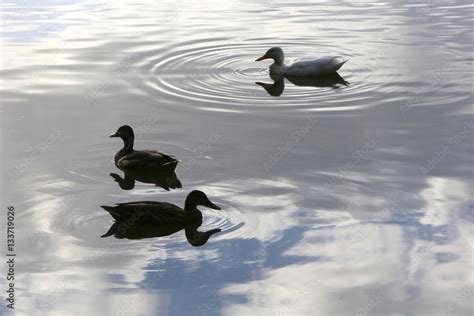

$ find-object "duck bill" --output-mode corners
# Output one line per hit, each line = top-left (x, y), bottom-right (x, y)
(109, 132), (119, 137)
(255, 54), (268, 62)
(204, 200), (221, 210)
(255, 81), (270, 88)
(206, 228), (221, 236)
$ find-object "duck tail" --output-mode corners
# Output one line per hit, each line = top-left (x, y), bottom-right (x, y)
(101, 222), (118, 238)
(101, 205), (122, 221)
(334, 58), (349, 71)
(162, 157), (180, 168)
(167, 173), (182, 189)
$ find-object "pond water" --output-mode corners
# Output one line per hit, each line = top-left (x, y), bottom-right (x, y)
(1, 0), (473, 315)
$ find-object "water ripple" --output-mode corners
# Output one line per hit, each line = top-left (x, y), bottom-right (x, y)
(133, 38), (387, 113)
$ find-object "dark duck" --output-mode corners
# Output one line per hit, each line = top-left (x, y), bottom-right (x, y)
(101, 190), (221, 225)
(101, 190), (222, 246)
(109, 125), (179, 173)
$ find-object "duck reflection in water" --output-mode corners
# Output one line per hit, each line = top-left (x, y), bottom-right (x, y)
(109, 125), (181, 190)
(255, 73), (348, 97)
(110, 169), (181, 191)
(101, 190), (222, 247)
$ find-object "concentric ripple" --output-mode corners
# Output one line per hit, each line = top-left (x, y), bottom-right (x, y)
(136, 38), (392, 113)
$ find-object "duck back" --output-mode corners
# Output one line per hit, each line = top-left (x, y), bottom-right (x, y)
(116, 149), (179, 172)
(286, 56), (347, 76)
(101, 201), (201, 225)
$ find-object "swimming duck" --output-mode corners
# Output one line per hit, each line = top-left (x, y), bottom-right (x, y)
(101, 190), (221, 225)
(109, 125), (178, 172)
(256, 47), (348, 77)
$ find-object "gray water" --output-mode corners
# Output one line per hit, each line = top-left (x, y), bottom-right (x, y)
(1, 1), (473, 315)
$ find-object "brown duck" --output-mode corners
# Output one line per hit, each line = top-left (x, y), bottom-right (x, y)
(109, 125), (179, 172)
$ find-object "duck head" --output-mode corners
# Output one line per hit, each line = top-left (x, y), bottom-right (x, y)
(256, 47), (284, 65)
(110, 125), (134, 140)
(185, 190), (221, 211)
(110, 125), (134, 150)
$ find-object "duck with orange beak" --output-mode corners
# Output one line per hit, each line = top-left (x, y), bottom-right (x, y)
(256, 46), (348, 77)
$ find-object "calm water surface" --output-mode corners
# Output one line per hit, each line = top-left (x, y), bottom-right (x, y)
(1, 0), (473, 315)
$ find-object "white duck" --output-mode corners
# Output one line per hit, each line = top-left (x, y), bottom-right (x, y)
(255, 47), (348, 77)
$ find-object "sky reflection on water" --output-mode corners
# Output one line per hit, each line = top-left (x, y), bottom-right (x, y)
(1, 0), (473, 315)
